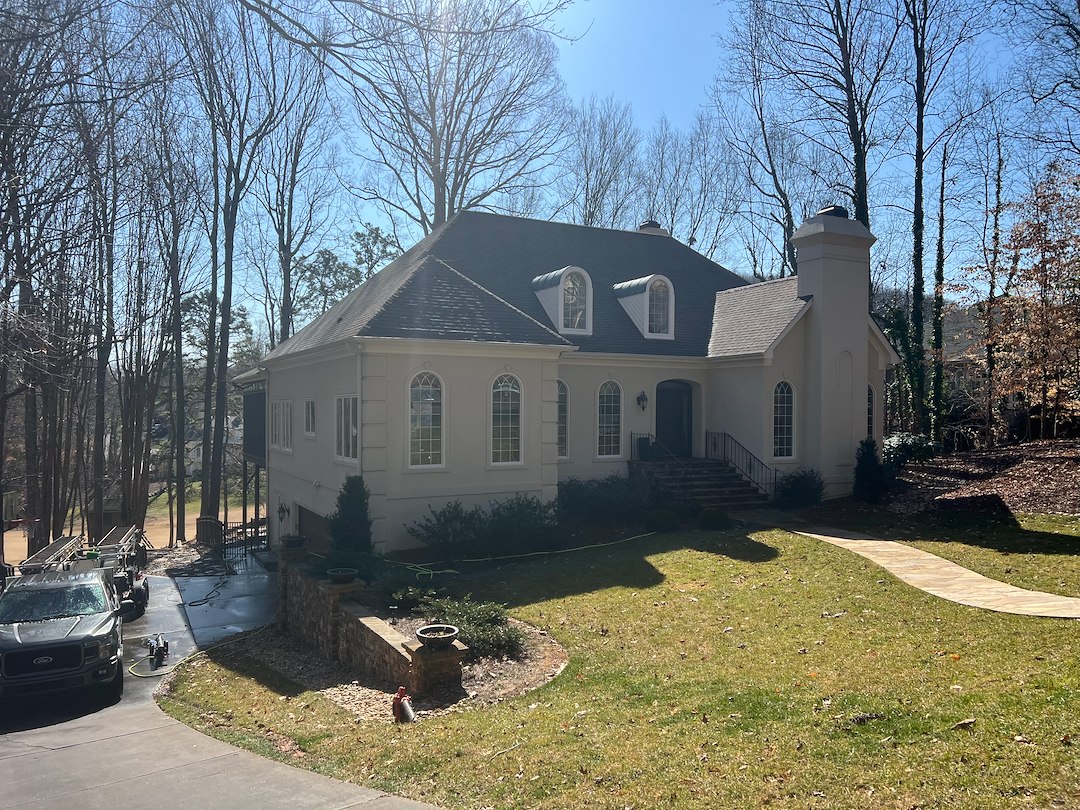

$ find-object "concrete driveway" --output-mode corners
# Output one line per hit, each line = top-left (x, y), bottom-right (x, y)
(0, 573), (437, 810)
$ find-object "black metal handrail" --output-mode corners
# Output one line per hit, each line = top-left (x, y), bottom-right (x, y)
(630, 432), (691, 471)
(705, 431), (776, 499)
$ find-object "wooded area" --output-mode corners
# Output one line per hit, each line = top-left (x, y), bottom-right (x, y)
(1, 0), (1078, 558)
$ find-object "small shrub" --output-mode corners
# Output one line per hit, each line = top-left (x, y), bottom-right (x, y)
(419, 594), (526, 660)
(852, 437), (887, 503)
(642, 508), (681, 533)
(775, 468), (825, 509)
(327, 475), (373, 556)
(405, 500), (485, 559)
(557, 473), (655, 524)
(370, 566), (439, 611)
(698, 508), (733, 531)
(882, 433), (934, 469)
(482, 494), (556, 555)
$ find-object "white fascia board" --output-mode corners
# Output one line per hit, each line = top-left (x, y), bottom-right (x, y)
(355, 336), (573, 360)
(869, 317), (902, 367)
(262, 342), (357, 372)
(560, 352), (709, 369)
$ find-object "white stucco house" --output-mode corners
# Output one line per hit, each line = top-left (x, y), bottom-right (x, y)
(241, 206), (898, 551)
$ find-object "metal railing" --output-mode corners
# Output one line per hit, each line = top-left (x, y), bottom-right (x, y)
(630, 433), (691, 471)
(705, 431), (776, 499)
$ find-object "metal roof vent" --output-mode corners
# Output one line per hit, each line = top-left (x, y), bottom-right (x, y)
(817, 205), (849, 218)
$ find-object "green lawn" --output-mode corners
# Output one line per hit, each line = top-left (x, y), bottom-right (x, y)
(160, 526), (1080, 809)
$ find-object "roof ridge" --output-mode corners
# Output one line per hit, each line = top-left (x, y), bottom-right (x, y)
(432, 258), (571, 345)
(714, 275), (797, 297)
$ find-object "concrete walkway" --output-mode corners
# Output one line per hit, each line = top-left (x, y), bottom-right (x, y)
(735, 511), (1080, 619)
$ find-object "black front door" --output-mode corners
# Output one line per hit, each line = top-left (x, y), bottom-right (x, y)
(655, 381), (692, 457)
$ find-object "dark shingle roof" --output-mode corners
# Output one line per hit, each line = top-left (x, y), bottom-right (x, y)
(265, 211), (748, 362)
(708, 277), (810, 358)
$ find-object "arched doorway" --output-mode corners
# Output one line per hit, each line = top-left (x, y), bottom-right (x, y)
(655, 380), (693, 457)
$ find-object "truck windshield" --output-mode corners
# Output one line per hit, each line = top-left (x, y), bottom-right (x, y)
(0, 584), (109, 622)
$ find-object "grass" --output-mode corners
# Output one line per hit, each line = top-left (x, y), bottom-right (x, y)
(159, 525), (1080, 809)
(813, 504), (1080, 597)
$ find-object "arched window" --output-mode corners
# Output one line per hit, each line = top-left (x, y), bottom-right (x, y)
(867, 385), (875, 439)
(563, 271), (587, 330)
(557, 380), (569, 459)
(648, 278), (670, 335)
(597, 381), (622, 457)
(773, 381), (794, 458)
(491, 374), (521, 463)
(409, 372), (442, 466)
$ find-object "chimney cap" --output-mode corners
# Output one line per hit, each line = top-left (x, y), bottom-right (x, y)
(816, 205), (849, 218)
(639, 219), (662, 230)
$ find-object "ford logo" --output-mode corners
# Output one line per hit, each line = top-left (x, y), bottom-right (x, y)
(33, 656), (53, 665)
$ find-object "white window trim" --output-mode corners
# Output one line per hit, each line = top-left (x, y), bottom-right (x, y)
(270, 400), (293, 452)
(771, 380), (796, 461)
(303, 399), (316, 438)
(595, 379), (623, 460)
(644, 275), (676, 340)
(407, 370), (447, 470)
(556, 379), (569, 460)
(488, 371), (525, 467)
(333, 394), (359, 463)
(559, 268), (593, 336)
(867, 384), (875, 439)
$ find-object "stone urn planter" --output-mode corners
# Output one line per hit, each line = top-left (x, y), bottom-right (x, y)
(326, 567), (359, 584)
(416, 624), (460, 650)
(281, 534), (307, 549)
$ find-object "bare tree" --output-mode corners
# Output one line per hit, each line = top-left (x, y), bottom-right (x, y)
(750, 0), (904, 230)
(554, 94), (641, 229)
(345, 0), (568, 239)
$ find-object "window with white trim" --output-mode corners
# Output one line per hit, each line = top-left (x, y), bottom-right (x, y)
(562, 271), (587, 331)
(334, 395), (358, 460)
(648, 278), (671, 335)
(409, 372), (443, 466)
(303, 399), (316, 437)
(597, 381), (621, 457)
(270, 401), (292, 451)
(773, 381), (794, 457)
(556, 380), (568, 458)
(491, 374), (521, 464)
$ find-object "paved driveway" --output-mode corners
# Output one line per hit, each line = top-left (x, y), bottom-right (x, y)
(1, 573), (436, 810)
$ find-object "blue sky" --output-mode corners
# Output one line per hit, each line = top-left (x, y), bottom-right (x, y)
(554, 0), (731, 129)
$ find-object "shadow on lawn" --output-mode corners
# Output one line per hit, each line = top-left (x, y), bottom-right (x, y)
(821, 493), (1080, 557)
(463, 529), (779, 608)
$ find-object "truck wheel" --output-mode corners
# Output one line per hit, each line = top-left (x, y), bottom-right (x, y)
(105, 661), (124, 701)
(131, 580), (149, 620)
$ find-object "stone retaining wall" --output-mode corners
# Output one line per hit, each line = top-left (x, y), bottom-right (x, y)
(278, 552), (466, 696)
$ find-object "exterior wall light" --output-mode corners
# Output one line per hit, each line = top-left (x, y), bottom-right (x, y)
(277, 502), (290, 523)
(637, 391), (648, 411)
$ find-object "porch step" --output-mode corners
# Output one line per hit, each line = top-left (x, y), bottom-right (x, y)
(630, 459), (770, 512)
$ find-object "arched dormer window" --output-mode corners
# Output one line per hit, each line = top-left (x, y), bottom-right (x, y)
(648, 278), (671, 335)
(563, 271), (588, 331)
(773, 381), (794, 458)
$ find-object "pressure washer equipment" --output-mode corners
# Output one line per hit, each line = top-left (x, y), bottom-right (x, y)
(146, 633), (170, 670)
(392, 686), (415, 723)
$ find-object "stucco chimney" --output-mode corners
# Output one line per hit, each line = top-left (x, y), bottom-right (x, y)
(637, 219), (670, 236)
(790, 207), (876, 493)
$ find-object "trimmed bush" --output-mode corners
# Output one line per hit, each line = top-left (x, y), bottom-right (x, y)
(405, 500), (485, 559)
(775, 468), (824, 509)
(852, 437), (887, 503)
(557, 473), (655, 524)
(420, 594), (526, 660)
(327, 475), (374, 560)
(698, 508), (733, 531)
(882, 432), (935, 469)
(370, 566), (439, 612)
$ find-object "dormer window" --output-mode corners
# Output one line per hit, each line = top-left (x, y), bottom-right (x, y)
(563, 271), (587, 330)
(648, 279), (670, 335)
(531, 265), (593, 335)
(613, 274), (675, 340)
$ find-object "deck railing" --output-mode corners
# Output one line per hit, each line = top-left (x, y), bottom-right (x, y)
(705, 431), (776, 499)
(630, 433), (690, 471)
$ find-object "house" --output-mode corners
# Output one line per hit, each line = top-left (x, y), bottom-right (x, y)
(241, 207), (899, 551)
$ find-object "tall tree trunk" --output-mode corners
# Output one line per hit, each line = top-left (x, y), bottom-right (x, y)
(930, 143), (948, 444)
